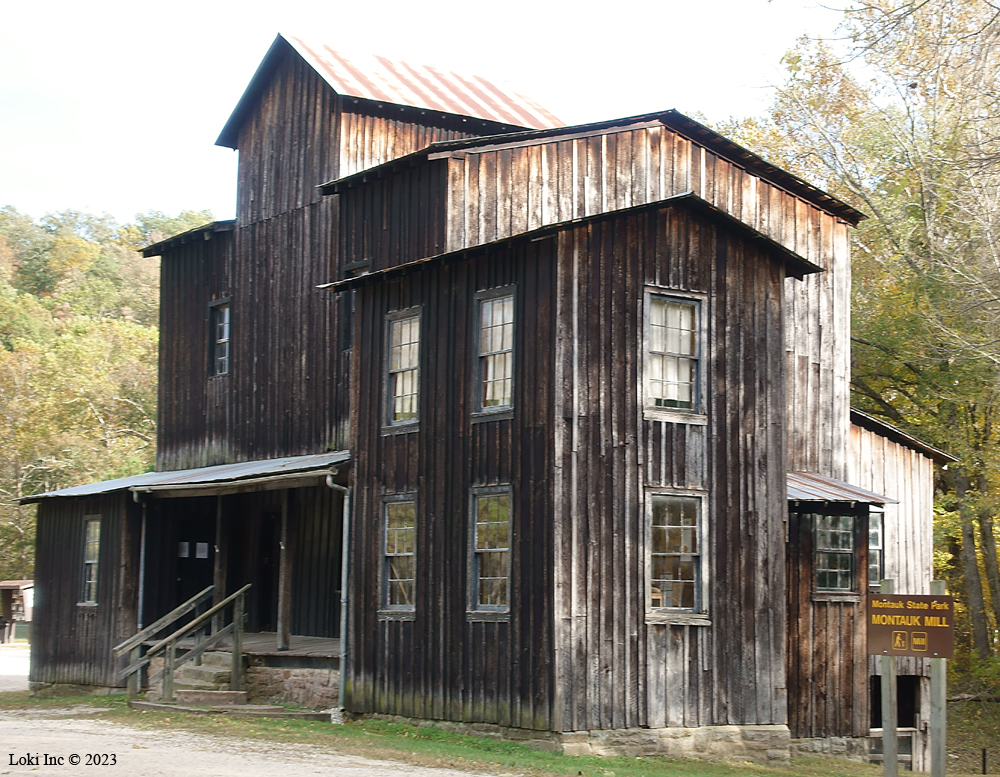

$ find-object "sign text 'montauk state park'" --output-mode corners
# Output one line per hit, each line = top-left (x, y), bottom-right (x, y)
(868, 594), (955, 658)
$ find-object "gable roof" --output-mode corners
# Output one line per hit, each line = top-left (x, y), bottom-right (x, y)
(850, 409), (958, 466)
(217, 34), (563, 149)
(321, 110), (866, 227)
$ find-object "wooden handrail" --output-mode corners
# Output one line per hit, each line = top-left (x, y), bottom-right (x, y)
(145, 583), (252, 657)
(113, 585), (214, 657)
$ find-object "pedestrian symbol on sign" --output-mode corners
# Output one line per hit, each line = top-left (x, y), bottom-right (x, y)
(892, 631), (908, 650)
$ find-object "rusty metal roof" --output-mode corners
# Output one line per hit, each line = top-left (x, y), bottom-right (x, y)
(286, 36), (563, 130)
(787, 471), (896, 505)
(217, 35), (562, 148)
(19, 451), (350, 503)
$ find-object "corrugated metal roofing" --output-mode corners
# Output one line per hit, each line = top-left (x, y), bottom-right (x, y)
(787, 471), (896, 505)
(284, 36), (563, 130)
(19, 451), (350, 503)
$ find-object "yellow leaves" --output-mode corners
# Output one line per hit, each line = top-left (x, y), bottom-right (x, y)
(47, 235), (100, 279)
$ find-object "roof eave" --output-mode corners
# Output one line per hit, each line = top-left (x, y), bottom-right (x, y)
(216, 34), (294, 150)
(141, 220), (236, 258)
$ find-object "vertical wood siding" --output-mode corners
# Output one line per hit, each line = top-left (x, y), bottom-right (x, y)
(550, 204), (789, 731)
(157, 233), (234, 470)
(785, 511), (870, 738)
(30, 494), (139, 687)
(348, 240), (555, 729)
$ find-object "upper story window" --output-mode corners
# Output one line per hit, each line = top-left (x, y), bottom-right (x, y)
(477, 293), (514, 412)
(648, 493), (703, 612)
(645, 292), (703, 421)
(387, 311), (420, 425)
(383, 498), (416, 610)
(815, 514), (855, 591)
(868, 512), (884, 588)
(81, 517), (101, 604)
(211, 303), (231, 376)
(470, 488), (511, 612)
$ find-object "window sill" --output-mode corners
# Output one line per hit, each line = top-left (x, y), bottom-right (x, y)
(643, 409), (707, 426)
(466, 610), (509, 622)
(76, 602), (98, 608)
(378, 610), (415, 621)
(645, 612), (711, 626)
(812, 592), (861, 603)
(471, 408), (513, 423)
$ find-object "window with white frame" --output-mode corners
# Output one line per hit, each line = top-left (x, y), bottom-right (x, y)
(649, 494), (702, 611)
(211, 303), (230, 376)
(477, 293), (514, 411)
(82, 517), (100, 603)
(869, 512), (884, 588)
(387, 312), (420, 424)
(471, 489), (511, 611)
(815, 514), (855, 590)
(646, 295), (700, 412)
(383, 498), (416, 609)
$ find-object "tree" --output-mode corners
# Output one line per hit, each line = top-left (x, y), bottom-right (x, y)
(718, 1), (1000, 657)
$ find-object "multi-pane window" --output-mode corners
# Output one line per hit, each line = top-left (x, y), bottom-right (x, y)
(649, 495), (701, 610)
(388, 314), (420, 424)
(816, 514), (855, 590)
(82, 518), (100, 603)
(472, 491), (511, 610)
(383, 500), (416, 609)
(647, 296), (699, 411)
(478, 294), (513, 410)
(212, 304), (230, 376)
(869, 513), (884, 588)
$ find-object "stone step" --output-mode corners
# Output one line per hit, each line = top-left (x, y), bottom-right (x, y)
(198, 651), (236, 669)
(173, 680), (230, 692)
(176, 666), (232, 685)
(176, 690), (247, 707)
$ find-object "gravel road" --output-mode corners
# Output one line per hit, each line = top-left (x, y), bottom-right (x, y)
(0, 707), (491, 777)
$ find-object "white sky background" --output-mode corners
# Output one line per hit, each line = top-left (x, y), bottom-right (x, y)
(0, 0), (847, 225)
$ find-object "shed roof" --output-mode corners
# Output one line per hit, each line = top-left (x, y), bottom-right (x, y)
(320, 110), (866, 226)
(787, 471), (896, 505)
(19, 451), (350, 504)
(319, 191), (823, 293)
(217, 34), (562, 149)
(850, 409), (958, 466)
(141, 220), (235, 258)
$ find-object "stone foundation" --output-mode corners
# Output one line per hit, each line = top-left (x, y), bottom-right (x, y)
(29, 682), (120, 698)
(355, 714), (790, 764)
(790, 735), (869, 761)
(244, 667), (339, 710)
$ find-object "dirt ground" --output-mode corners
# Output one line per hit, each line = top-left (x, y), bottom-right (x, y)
(0, 706), (489, 777)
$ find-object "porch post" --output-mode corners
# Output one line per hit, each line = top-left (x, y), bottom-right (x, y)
(277, 489), (292, 650)
(212, 495), (227, 633)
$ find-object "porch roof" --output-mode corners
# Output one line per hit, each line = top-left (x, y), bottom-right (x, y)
(18, 451), (351, 504)
(787, 471), (897, 505)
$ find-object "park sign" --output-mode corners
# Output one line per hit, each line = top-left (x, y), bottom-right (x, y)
(868, 594), (954, 658)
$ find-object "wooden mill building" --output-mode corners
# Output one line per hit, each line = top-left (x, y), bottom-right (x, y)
(24, 34), (954, 767)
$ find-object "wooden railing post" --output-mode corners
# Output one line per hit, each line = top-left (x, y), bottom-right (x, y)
(163, 642), (176, 703)
(232, 592), (244, 691)
(127, 646), (140, 700)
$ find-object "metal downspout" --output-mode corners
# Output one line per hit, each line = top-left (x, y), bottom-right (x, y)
(325, 474), (351, 715)
(133, 490), (147, 629)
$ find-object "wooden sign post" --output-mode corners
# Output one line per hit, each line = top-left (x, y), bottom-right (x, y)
(869, 579), (954, 777)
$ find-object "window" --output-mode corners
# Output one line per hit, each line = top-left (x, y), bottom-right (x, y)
(387, 312), (420, 424)
(649, 494), (702, 611)
(646, 294), (701, 414)
(869, 512), (884, 588)
(82, 517), (100, 603)
(471, 489), (511, 611)
(815, 514), (854, 590)
(211, 303), (230, 376)
(383, 499), (416, 610)
(477, 293), (513, 411)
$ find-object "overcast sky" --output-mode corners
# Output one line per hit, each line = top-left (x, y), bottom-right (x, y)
(0, 0), (846, 225)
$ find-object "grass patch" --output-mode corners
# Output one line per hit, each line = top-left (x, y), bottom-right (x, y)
(948, 700), (1000, 775)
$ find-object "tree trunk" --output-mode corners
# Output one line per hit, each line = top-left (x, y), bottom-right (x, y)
(978, 514), (1000, 641)
(958, 474), (992, 658)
